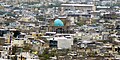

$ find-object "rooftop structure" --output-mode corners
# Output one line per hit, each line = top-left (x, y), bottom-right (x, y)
(61, 4), (94, 7)
(54, 19), (64, 26)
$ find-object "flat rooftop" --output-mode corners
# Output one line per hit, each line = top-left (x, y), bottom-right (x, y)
(61, 4), (94, 7)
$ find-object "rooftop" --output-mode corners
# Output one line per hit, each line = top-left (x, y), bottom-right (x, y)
(61, 4), (94, 7)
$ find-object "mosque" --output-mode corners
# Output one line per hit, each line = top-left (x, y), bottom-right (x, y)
(48, 17), (73, 33)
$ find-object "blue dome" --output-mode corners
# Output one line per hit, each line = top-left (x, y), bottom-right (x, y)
(54, 19), (64, 26)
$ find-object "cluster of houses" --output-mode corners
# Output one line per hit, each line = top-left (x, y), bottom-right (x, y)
(0, 0), (120, 60)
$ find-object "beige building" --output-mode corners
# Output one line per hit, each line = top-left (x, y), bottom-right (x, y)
(12, 38), (25, 47)
(61, 4), (96, 14)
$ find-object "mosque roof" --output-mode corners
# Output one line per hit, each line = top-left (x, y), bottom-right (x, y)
(54, 19), (64, 26)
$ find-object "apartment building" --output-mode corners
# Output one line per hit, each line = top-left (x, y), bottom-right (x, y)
(61, 3), (96, 15)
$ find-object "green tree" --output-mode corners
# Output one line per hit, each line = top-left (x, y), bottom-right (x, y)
(23, 44), (32, 52)
(12, 45), (17, 55)
(73, 38), (78, 43)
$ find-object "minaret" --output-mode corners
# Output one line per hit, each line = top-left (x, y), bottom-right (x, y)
(93, 0), (96, 12)
(110, 0), (113, 7)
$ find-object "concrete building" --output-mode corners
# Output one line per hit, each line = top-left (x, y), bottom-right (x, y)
(12, 38), (25, 47)
(49, 34), (73, 49)
(61, 3), (96, 14)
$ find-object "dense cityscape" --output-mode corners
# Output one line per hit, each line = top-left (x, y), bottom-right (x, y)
(0, 0), (120, 60)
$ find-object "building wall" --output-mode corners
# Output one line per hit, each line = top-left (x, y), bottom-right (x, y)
(54, 37), (73, 49)
(61, 4), (96, 13)
(57, 39), (73, 49)
(13, 39), (25, 47)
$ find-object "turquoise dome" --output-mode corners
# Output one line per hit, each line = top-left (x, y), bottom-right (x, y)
(54, 19), (64, 26)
